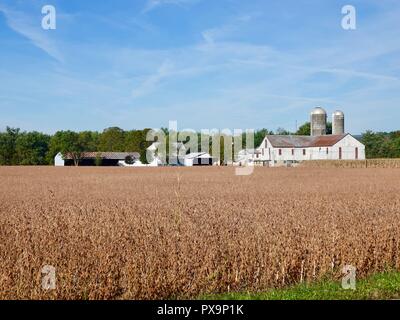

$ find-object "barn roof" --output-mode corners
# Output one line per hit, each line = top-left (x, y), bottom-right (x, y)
(63, 152), (140, 160)
(266, 134), (348, 148)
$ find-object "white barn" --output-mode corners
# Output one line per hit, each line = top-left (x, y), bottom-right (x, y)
(238, 134), (365, 167)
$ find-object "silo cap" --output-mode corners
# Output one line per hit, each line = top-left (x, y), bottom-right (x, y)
(333, 110), (344, 116)
(311, 107), (327, 115)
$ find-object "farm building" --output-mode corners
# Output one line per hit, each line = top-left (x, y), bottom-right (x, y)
(238, 107), (366, 167)
(147, 142), (186, 166)
(181, 152), (219, 166)
(55, 152), (140, 167)
(147, 142), (218, 166)
(238, 134), (365, 167)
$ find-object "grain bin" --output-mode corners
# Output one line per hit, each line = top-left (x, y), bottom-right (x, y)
(332, 110), (345, 135)
(310, 107), (327, 136)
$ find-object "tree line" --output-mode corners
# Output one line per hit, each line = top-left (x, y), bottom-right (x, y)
(0, 125), (399, 165)
(0, 127), (152, 165)
(360, 131), (400, 159)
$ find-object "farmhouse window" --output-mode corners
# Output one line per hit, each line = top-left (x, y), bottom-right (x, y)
(279, 149), (282, 156)
(326, 148), (329, 154)
(303, 149), (306, 156)
(292, 149), (294, 156)
(355, 147), (359, 160)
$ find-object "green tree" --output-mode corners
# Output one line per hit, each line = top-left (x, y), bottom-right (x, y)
(78, 131), (99, 152)
(276, 127), (291, 135)
(391, 136), (400, 158)
(0, 127), (20, 165)
(98, 127), (126, 152)
(254, 129), (273, 148)
(326, 122), (333, 135)
(47, 131), (85, 166)
(15, 131), (50, 165)
(125, 130), (143, 159)
(361, 131), (385, 159)
(295, 122), (332, 135)
(296, 122), (311, 135)
(125, 129), (153, 164)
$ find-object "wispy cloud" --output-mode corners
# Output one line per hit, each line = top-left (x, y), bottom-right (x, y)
(142, 0), (199, 13)
(0, 4), (63, 62)
(132, 60), (174, 98)
(1, 1), (399, 133)
(201, 14), (259, 44)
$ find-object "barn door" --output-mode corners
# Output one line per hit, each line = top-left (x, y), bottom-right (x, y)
(355, 147), (358, 160)
(339, 147), (342, 160)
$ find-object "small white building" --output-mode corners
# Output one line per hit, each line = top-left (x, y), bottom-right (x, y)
(238, 134), (365, 167)
(54, 152), (65, 166)
(147, 142), (219, 166)
(181, 152), (219, 166)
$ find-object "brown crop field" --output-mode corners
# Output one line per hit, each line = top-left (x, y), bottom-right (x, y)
(1, 166), (400, 300)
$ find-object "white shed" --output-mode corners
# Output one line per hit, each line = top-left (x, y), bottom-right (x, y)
(54, 152), (65, 166)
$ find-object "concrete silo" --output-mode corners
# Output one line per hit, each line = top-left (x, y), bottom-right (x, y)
(310, 107), (327, 136)
(332, 110), (345, 135)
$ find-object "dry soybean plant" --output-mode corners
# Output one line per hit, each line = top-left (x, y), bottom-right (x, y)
(0, 166), (400, 299)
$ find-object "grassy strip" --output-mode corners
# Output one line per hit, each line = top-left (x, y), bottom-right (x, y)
(200, 272), (400, 300)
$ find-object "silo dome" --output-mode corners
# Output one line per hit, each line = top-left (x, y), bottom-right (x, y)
(311, 107), (327, 115)
(333, 110), (344, 117)
(332, 110), (345, 135)
(310, 107), (327, 136)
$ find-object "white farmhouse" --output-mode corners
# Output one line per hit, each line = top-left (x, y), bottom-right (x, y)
(238, 134), (365, 167)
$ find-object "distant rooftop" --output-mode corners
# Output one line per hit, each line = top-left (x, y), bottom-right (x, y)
(63, 152), (140, 160)
(266, 134), (348, 148)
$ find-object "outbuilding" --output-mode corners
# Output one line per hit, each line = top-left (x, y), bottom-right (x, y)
(238, 134), (365, 167)
(54, 152), (140, 166)
(181, 152), (218, 166)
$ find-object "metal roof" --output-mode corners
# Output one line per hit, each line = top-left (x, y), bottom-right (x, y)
(311, 107), (327, 115)
(63, 152), (140, 160)
(239, 149), (262, 155)
(333, 110), (344, 117)
(266, 134), (348, 148)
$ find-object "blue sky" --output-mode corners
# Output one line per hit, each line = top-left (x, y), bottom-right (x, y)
(0, 0), (399, 134)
